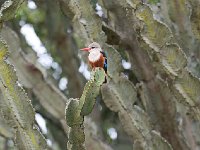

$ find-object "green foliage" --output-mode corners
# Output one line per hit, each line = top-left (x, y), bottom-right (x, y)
(65, 68), (106, 150)
(68, 126), (85, 144)
(189, 0), (200, 40)
(81, 68), (105, 115)
(89, 0), (98, 9)
(2, 0), (200, 149)
(173, 70), (200, 115)
(0, 39), (47, 150)
(133, 4), (200, 120)
(136, 5), (173, 51)
(104, 44), (123, 79)
(65, 98), (84, 127)
(101, 40), (173, 150)
(15, 2), (45, 24)
(160, 44), (187, 76)
(148, 0), (160, 4)
(0, 1), (47, 149)
(0, 0), (24, 22)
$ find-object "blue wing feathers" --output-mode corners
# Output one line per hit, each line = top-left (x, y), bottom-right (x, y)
(101, 51), (107, 73)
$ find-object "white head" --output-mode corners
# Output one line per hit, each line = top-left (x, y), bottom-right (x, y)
(80, 42), (102, 52)
(80, 42), (102, 62)
(88, 42), (102, 52)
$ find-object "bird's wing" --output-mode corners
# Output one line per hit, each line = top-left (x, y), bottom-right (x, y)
(100, 51), (106, 57)
(100, 51), (107, 73)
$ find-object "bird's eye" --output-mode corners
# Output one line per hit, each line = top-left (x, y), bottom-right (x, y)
(91, 47), (95, 49)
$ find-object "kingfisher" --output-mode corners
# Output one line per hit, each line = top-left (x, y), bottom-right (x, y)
(80, 42), (107, 73)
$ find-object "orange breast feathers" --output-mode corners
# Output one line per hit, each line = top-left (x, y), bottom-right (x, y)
(88, 53), (105, 69)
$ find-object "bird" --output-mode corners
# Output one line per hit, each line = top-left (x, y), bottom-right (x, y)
(80, 42), (107, 73)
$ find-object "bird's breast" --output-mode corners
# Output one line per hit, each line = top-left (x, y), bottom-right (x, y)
(88, 51), (101, 63)
(89, 54), (105, 69)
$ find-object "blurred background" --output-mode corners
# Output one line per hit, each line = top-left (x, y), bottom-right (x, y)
(1, 0), (200, 150)
(1, 0), (132, 149)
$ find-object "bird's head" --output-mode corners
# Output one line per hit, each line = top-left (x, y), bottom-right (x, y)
(80, 42), (102, 52)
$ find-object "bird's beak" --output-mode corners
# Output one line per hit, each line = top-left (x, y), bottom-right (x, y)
(80, 47), (91, 51)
